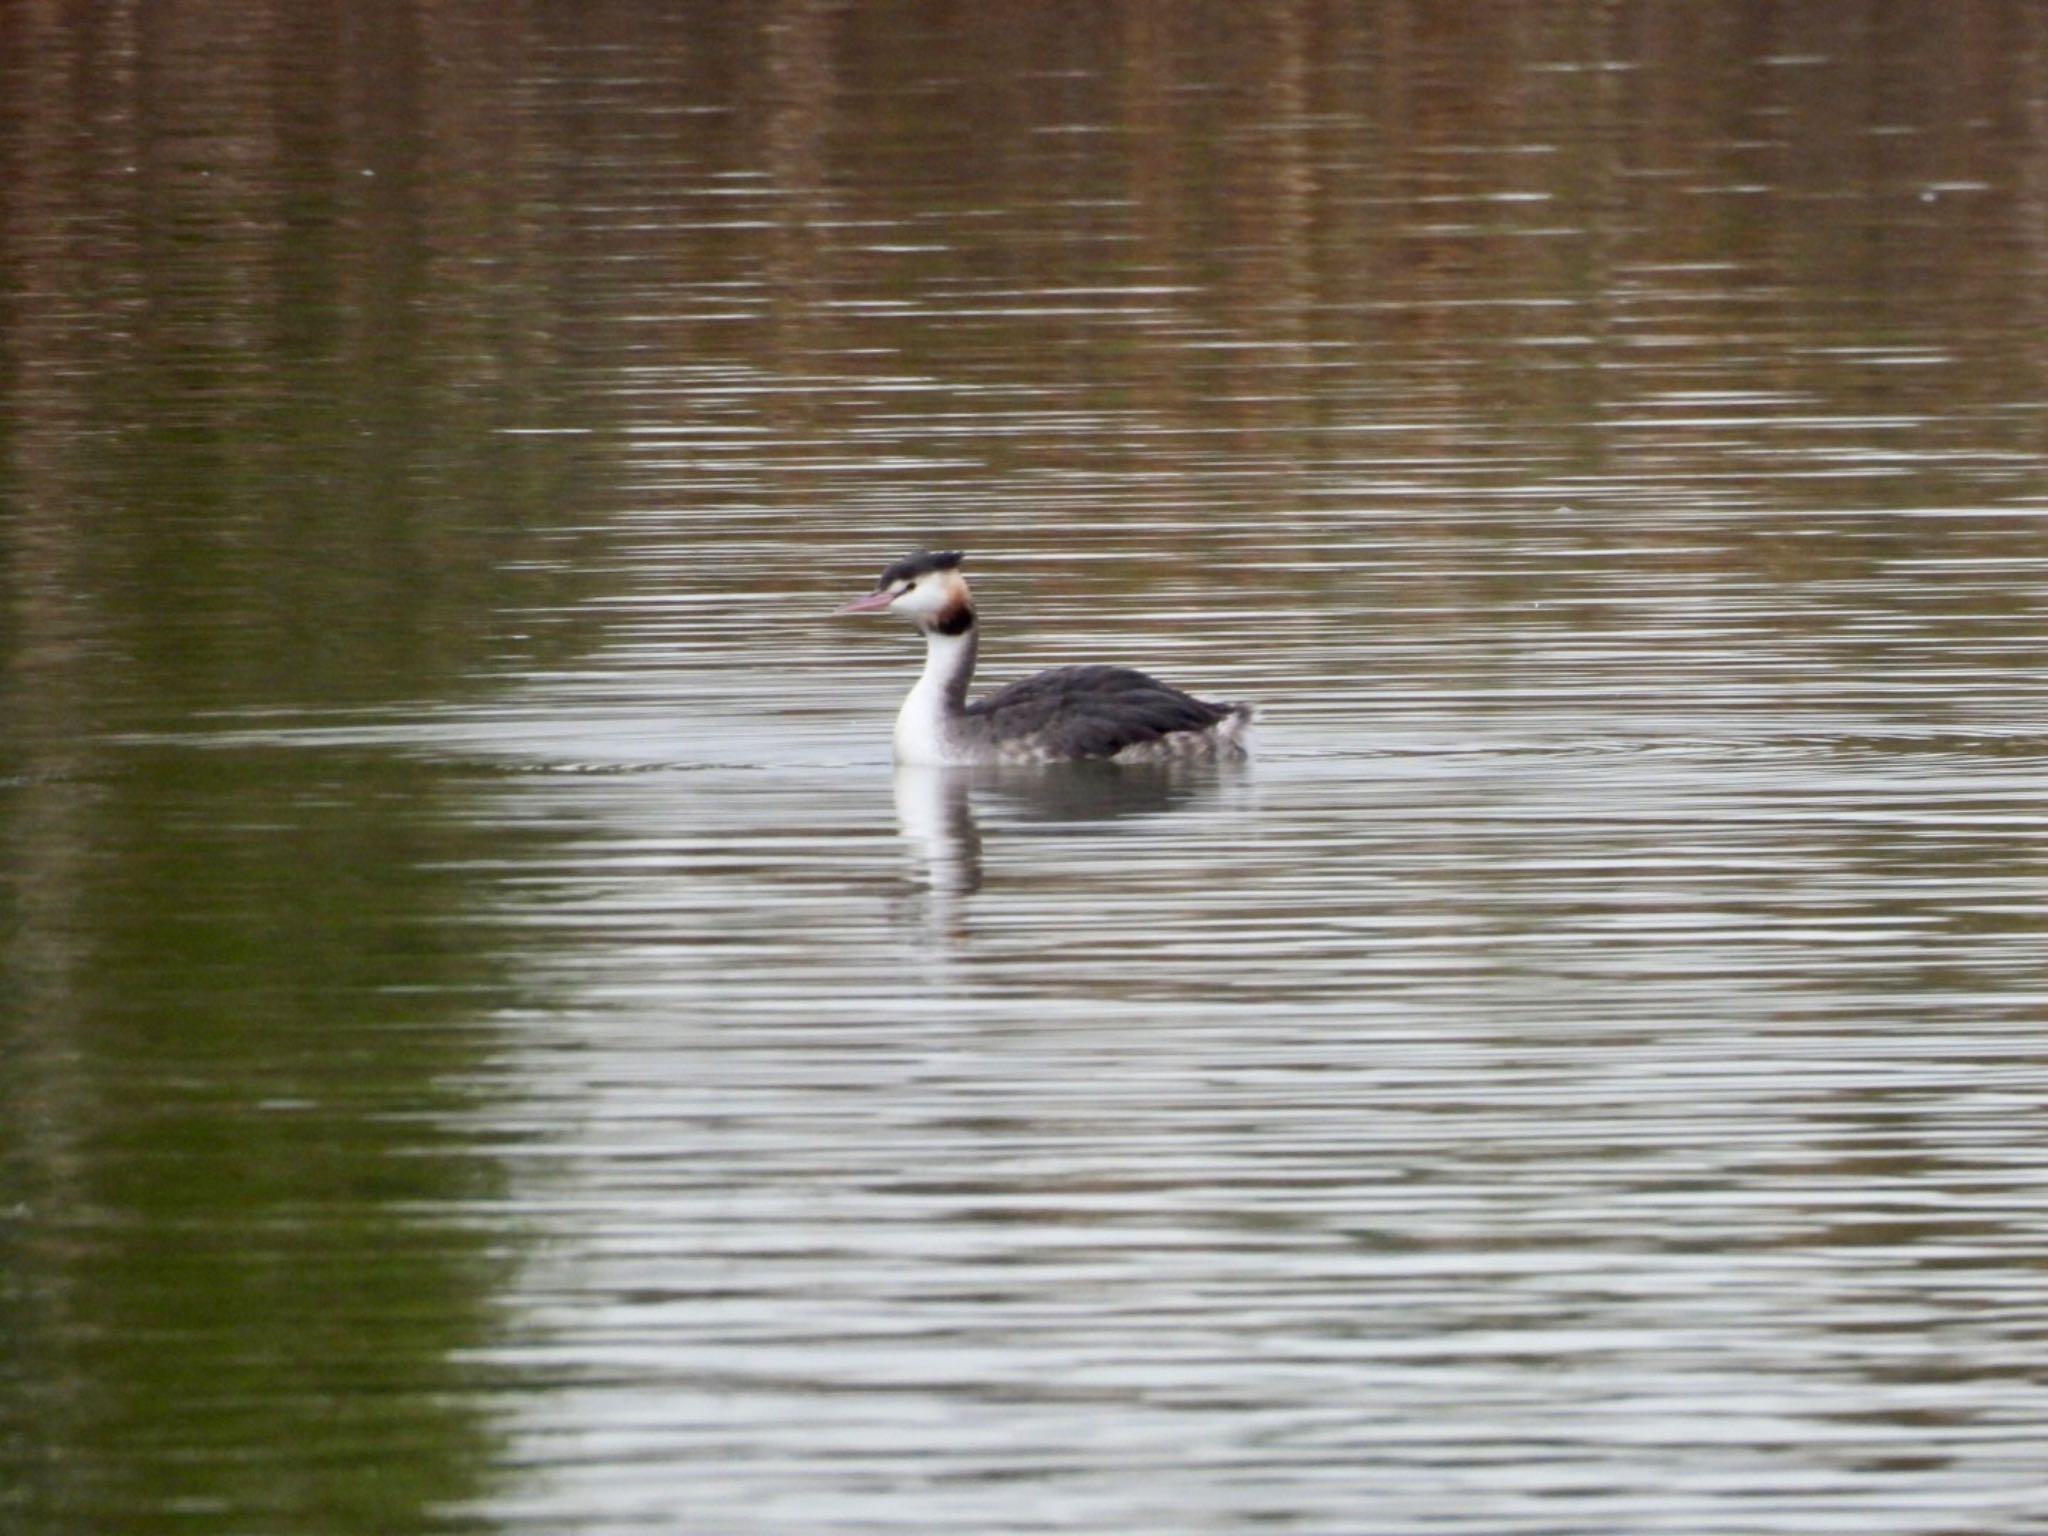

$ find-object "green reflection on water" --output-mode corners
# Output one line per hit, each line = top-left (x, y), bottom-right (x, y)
(3, 747), (534, 1535)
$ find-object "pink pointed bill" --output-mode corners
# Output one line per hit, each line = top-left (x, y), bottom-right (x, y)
(834, 588), (898, 615)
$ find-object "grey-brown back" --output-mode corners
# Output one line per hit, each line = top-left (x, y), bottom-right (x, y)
(963, 664), (1247, 761)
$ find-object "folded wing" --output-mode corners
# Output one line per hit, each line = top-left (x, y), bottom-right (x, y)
(967, 665), (1239, 760)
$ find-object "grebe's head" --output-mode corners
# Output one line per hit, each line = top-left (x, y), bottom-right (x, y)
(834, 550), (974, 633)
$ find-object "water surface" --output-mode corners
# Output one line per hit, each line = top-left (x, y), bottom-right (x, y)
(5, 3), (2048, 1533)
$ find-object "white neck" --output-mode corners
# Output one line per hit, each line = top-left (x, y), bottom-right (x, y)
(893, 622), (977, 764)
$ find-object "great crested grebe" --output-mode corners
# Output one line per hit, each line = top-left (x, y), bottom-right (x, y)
(834, 550), (1254, 765)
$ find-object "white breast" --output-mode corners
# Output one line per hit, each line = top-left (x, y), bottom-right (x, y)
(893, 673), (959, 765)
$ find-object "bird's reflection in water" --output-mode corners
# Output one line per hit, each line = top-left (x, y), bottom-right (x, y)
(892, 765), (988, 901)
(891, 761), (1245, 929)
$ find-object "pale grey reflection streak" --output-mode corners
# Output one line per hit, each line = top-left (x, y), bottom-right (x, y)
(451, 722), (2048, 1536)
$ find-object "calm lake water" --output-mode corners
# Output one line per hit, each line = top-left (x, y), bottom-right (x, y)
(6, 3), (2048, 1533)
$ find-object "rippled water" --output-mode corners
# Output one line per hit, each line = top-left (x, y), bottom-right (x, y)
(6, 3), (2048, 1533)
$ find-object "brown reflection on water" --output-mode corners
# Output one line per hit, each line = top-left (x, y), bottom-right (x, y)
(4, 4), (2045, 611)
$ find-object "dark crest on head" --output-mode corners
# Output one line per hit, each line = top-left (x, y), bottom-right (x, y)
(877, 549), (966, 589)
